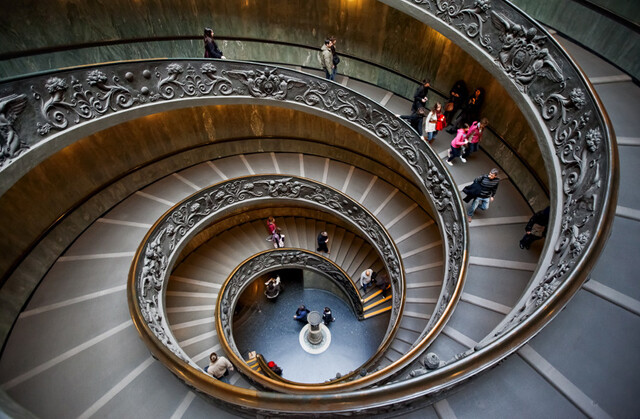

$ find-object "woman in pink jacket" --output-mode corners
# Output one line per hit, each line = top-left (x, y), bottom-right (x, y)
(462, 118), (488, 159)
(446, 123), (469, 166)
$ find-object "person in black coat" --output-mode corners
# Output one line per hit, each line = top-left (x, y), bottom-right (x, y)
(448, 87), (484, 133)
(294, 305), (310, 322)
(322, 307), (335, 325)
(444, 80), (468, 127)
(204, 28), (225, 59)
(317, 231), (329, 253)
(411, 79), (431, 113)
(397, 107), (427, 136)
(520, 206), (550, 249)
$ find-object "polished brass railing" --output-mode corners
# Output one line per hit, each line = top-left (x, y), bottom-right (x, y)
(216, 248), (376, 390)
(0, 0), (617, 411)
(128, 175), (413, 380)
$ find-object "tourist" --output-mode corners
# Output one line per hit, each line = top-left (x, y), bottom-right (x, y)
(321, 38), (335, 80)
(317, 231), (330, 253)
(448, 87), (484, 133)
(462, 118), (489, 159)
(329, 36), (339, 80)
(265, 275), (281, 299)
(467, 168), (500, 222)
(206, 352), (234, 382)
(444, 80), (468, 127)
(411, 79), (431, 113)
(360, 268), (374, 292)
(398, 107), (427, 136)
(203, 28), (225, 59)
(294, 305), (310, 322)
(272, 228), (285, 248)
(446, 123), (470, 166)
(376, 272), (391, 297)
(266, 217), (284, 248)
(323, 307), (335, 325)
(520, 206), (550, 249)
(267, 361), (283, 376)
(423, 102), (446, 143)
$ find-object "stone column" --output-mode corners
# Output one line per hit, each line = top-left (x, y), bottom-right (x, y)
(307, 311), (323, 344)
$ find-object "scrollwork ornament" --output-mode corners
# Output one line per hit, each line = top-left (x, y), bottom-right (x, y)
(224, 67), (306, 99)
(491, 10), (564, 92)
(413, 0), (493, 51)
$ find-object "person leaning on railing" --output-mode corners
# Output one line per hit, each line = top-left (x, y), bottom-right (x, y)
(203, 27), (226, 59)
(520, 206), (550, 250)
(205, 352), (234, 381)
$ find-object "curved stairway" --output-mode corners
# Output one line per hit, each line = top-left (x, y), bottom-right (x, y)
(0, 150), (538, 417)
(1, 35), (637, 418)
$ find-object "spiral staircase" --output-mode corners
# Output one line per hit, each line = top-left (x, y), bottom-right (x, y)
(0, 1), (638, 418)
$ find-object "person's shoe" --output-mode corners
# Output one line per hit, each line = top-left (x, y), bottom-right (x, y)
(446, 128), (455, 134)
(446, 160), (453, 166)
(460, 156), (467, 163)
(519, 242), (525, 249)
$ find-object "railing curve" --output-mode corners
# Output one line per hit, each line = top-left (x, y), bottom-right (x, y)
(377, 0), (618, 381)
(216, 248), (373, 390)
(129, 172), (448, 385)
(2, 0), (616, 411)
(0, 57), (467, 368)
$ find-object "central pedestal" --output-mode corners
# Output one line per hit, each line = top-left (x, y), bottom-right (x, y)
(306, 311), (323, 344)
(299, 312), (332, 355)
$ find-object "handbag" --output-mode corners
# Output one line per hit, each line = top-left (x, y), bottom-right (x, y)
(333, 55), (340, 65)
(530, 223), (545, 237)
(445, 101), (454, 112)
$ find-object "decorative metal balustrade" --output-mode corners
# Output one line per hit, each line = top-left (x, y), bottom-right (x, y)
(128, 174), (408, 367)
(216, 248), (367, 389)
(0, 0), (617, 414)
(128, 173), (463, 394)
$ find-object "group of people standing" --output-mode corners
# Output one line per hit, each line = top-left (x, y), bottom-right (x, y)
(445, 117), (489, 166)
(294, 305), (335, 326)
(398, 78), (486, 155)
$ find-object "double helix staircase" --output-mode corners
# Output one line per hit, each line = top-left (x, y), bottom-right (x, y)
(0, 139), (541, 417)
(1, 26), (633, 418)
(160, 150), (445, 381)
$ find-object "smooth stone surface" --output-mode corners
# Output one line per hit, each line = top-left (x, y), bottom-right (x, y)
(447, 354), (584, 418)
(589, 216), (640, 302)
(232, 273), (389, 384)
(529, 290), (640, 418)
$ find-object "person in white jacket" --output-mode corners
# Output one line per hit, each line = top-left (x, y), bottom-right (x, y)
(206, 352), (234, 380)
(423, 102), (445, 143)
(360, 268), (374, 292)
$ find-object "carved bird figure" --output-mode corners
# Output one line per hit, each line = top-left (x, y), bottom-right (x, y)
(0, 93), (28, 158)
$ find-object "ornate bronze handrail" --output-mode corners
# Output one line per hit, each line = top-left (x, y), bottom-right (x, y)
(223, 248), (365, 320)
(129, 175), (417, 383)
(1, 0), (616, 407)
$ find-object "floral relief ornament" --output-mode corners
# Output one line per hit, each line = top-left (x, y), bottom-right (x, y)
(491, 11), (564, 92)
(413, 0), (493, 51)
(225, 67), (307, 99)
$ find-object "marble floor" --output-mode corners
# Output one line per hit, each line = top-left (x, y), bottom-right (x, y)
(232, 270), (390, 383)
